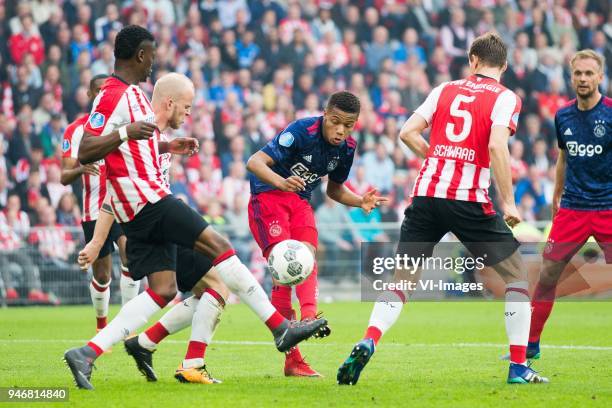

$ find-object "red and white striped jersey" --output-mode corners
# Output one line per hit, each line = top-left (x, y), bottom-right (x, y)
(28, 225), (74, 260)
(62, 114), (107, 222)
(412, 74), (521, 205)
(0, 215), (23, 251)
(84, 75), (170, 223)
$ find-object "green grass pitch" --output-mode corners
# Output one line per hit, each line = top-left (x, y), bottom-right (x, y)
(1, 302), (611, 407)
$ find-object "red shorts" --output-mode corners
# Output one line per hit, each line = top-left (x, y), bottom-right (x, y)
(248, 190), (318, 258)
(543, 208), (612, 263)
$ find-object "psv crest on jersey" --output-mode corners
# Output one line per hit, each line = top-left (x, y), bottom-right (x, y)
(89, 112), (106, 129)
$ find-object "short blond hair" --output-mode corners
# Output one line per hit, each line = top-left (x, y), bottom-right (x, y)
(570, 49), (605, 72)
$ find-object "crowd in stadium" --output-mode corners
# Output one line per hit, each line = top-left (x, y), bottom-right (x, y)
(0, 0), (610, 301)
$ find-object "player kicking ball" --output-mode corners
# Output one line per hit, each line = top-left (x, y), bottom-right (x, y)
(247, 91), (387, 376)
(526, 50), (611, 360)
(337, 32), (548, 385)
(64, 25), (327, 390)
(61, 74), (140, 335)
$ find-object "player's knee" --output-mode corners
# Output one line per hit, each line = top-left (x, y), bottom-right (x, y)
(155, 282), (177, 303)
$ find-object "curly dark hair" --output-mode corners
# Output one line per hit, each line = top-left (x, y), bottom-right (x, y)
(326, 91), (361, 114)
(114, 25), (155, 60)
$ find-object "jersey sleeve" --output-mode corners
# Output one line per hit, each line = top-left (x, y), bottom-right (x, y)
(554, 114), (565, 150)
(490, 90), (522, 135)
(414, 82), (447, 124)
(329, 147), (356, 184)
(84, 89), (131, 137)
(261, 122), (303, 163)
(62, 124), (83, 159)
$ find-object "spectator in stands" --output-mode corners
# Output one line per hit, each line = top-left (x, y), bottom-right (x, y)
(56, 192), (80, 227)
(361, 144), (395, 193)
(9, 14), (45, 65)
(440, 8), (474, 78)
(0, 202), (49, 303)
(29, 204), (75, 265)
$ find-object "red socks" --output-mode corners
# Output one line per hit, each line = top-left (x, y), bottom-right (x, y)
(529, 282), (557, 343)
(296, 262), (318, 320)
(364, 326), (383, 345)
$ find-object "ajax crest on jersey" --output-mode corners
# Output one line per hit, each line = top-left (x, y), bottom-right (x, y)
(593, 120), (606, 138)
(269, 220), (282, 237)
(268, 239), (315, 286)
(89, 112), (106, 129)
(327, 158), (339, 172)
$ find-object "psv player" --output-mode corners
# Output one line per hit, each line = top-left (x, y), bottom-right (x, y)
(527, 50), (612, 359)
(64, 25), (326, 390)
(337, 33), (548, 385)
(61, 74), (140, 334)
(78, 75), (230, 384)
(247, 91), (386, 376)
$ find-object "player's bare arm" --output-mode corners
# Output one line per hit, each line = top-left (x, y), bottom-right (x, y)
(78, 194), (116, 269)
(552, 149), (566, 218)
(326, 180), (388, 213)
(489, 125), (521, 228)
(158, 137), (200, 156)
(78, 121), (159, 164)
(60, 157), (100, 185)
(247, 150), (306, 192)
(399, 113), (430, 158)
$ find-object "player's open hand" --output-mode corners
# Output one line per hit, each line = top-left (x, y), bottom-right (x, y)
(126, 121), (158, 140)
(78, 242), (102, 271)
(278, 175), (306, 192)
(501, 202), (522, 228)
(168, 137), (199, 156)
(361, 189), (389, 214)
(81, 163), (100, 176)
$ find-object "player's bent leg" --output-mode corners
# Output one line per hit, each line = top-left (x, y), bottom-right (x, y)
(176, 268), (227, 384)
(527, 258), (566, 359)
(65, 272), (174, 389)
(116, 235), (140, 304)
(90, 256), (112, 332)
(338, 265), (414, 385)
(194, 227), (328, 352)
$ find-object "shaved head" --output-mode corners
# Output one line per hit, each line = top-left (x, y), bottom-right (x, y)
(152, 73), (195, 130)
(152, 73), (195, 104)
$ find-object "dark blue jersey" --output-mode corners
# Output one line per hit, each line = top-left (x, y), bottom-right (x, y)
(250, 116), (357, 200)
(555, 96), (612, 210)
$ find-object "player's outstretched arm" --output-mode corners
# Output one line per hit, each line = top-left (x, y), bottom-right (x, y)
(399, 113), (430, 158)
(489, 126), (521, 228)
(78, 121), (159, 164)
(552, 149), (566, 218)
(246, 151), (306, 192)
(327, 181), (388, 213)
(78, 195), (116, 270)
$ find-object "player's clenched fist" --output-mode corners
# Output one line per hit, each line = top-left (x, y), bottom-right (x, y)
(126, 121), (158, 140)
(277, 175), (306, 192)
(501, 202), (522, 228)
(78, 241), (103, 270)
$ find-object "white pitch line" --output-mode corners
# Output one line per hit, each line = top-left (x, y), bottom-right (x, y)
(1, 339), (611, 351)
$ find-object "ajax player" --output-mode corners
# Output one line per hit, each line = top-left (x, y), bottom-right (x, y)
(61, 74), (140, 333)
(337, 33), (549, 385)
(527, 50), (611, 359)
(247, 91), (387, 376)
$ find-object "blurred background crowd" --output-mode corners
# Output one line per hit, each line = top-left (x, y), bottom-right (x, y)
(0, 0), (610, 303)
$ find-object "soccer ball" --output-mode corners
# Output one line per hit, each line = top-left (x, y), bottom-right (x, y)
(268, 240), (315, 286)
